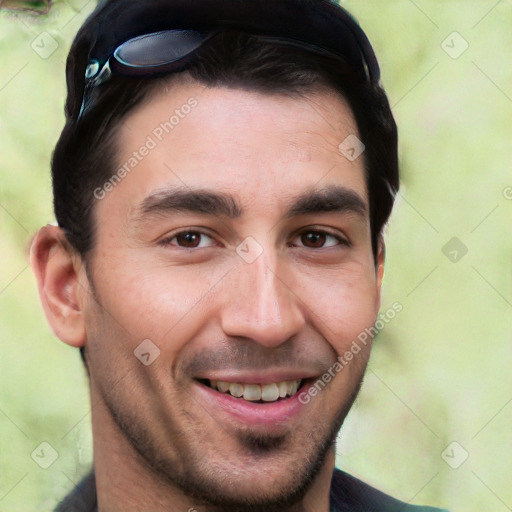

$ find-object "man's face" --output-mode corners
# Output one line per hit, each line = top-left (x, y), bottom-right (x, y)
(81, 78), (382, 508)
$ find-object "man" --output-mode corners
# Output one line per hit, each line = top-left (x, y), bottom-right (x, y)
(30, 0), (448, 510)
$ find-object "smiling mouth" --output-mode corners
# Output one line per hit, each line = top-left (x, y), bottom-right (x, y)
(199, 379), (304, 403)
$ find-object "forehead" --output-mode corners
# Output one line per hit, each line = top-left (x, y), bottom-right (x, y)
(95, 78), (367, 223)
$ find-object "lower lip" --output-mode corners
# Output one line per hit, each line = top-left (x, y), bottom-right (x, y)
(194, 381), (309, 428)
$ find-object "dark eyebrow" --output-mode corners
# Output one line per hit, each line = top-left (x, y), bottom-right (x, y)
(136, 187), (242, 220)
(284, 185), (368, 220)
(133, 185), (367, 223)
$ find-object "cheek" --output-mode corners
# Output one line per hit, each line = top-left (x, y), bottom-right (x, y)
(291, 263), (379, 348)
(89, 244), (379, 360)
(91, 259), (227, 352)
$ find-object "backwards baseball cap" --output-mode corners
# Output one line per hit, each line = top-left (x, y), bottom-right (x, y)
(66, 0), (380, 121)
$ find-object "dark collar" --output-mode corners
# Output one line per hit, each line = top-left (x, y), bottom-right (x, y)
(55, 468), (446, 512)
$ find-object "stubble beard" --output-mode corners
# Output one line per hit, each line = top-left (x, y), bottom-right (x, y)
(100, 365), (367, 512)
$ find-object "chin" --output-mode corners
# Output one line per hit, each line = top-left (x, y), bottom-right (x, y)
(166, 422), (338, 512)
(179, 464), (315, 512)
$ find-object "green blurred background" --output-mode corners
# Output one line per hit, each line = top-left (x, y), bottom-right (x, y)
(1, 1), (511, 510)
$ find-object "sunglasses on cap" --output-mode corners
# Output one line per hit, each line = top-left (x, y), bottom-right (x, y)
(74, 0), (380, 120)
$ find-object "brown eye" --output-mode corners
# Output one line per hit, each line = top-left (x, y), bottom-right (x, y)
(160, 231), (216, 249)
(301, 232), (327, 248)
(293, 230), (345, 249)
(175, 232), (202, 248)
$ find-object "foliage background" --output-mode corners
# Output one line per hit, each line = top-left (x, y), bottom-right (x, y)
(0, 1), (511, 510)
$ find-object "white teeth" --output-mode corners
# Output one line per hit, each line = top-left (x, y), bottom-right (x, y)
(261, 383), (279, 402)
(229, 383), (244, 398)
(209, 379), (302, 402)
(217, 381), (230, 393)
(243, 384), (261, 401)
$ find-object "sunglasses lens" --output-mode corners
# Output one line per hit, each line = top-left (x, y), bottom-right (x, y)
(114, 29), (213, 69)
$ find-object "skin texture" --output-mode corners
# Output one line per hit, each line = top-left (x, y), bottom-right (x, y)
(31, 75), (384, 512)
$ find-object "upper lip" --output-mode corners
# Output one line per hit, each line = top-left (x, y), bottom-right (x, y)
(195, 371), (318, 385)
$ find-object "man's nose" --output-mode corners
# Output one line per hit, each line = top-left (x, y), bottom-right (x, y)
(220, 250), (307, 348)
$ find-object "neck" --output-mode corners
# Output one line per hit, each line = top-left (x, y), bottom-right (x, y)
(91, 382), (334, 512)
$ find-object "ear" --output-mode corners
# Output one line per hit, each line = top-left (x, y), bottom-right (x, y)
(30, 225), (87, 348)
